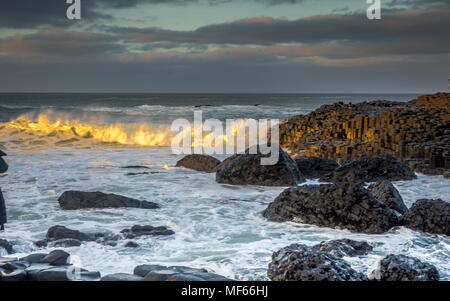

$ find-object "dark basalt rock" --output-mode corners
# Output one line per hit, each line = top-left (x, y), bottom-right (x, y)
(263, 183), (399, 234)
(312, 239), (373, 258)
(0, 239), (14, 254)
(120, 225), (175, 239)
(176, 154), (221, 173)
(369, 254), (440, 281)
(124, 241), (139, 248)
(403, 199), (450, 235)
(39, 250), (70, 266)
(216, 145), (305, 186)
(52, 239), (83, 248)
(26, 265), (101, 281)
(0, 269), (27, 281)
(46, 225), (95, 242)
(58, 191), (160, 210)
(37, 225), (120, 247)
(0, 188), (6, 228)
(0, 150), (7, 174)
(134, 265), (233, 281)
(268, 244), (367, 281)
(100, 273), (143, 281)
(320, 155), (417, 184)
(295, 156), (339, 179)
(368, 180), (408, 215)
(20, 253), (48, 263)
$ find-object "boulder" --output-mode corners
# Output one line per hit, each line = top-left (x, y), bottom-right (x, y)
(0, 189), (6, 228)
(320, 155), (417, 184)
(27, 265), (101, 281)
(216, 145), (305, 186)
(39, 250), (70, 266)
(0, 151), (7, 174)
(369, 254), (440, 281)
(312, 239), (373, 258)
(268, 244), (367, 281)
(176, 155), (221, 173)
(0, 239), (13, 254)
(134, 265), (232, 281)
(0, 269), (27, 281)
(124, 241), (139, 248)
(100, 273), (143, 281)
(403, 199), (449, 235)
(263, 183), (399, 234)
(21, 253), (48, 263)
(46, 225), (95, 242)
(368, 180), (408, 215)
(58, 191), (160, 210)
(120, 225), (175, 239)
(295, 156), (339, 179)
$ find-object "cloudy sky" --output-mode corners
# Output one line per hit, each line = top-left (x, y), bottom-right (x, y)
(0, 0), (448, 93)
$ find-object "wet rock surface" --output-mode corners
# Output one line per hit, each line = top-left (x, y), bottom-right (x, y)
(58, 191), (160, 210)
(403, 199), (450, 235)
(368, 180), (408, 215)
(294, 156), (339, 179)
(319, 155), (416, 183)
(312, 239), (373, 258)
(263, 183), (399, 234)
(268, 244), (368, 281)
(216, 145), (305, 186)
(280, 93), (450, 176)
(369, 254), (440, 281)
(100, 273), (143, 281)
(134, 264), (233, 281)
(120, 225), (175, 239)
(0, 150), (7, 174)
(176, 154), (221, 173)
(0, 239), (14, 254)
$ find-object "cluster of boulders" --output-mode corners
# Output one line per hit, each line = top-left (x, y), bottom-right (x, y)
(279, 92), (450, 176)
(268, 239), (440, 281)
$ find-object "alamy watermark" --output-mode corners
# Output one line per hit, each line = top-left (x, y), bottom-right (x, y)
(367, 0), (382, 20)
(170, 111), (280, 166)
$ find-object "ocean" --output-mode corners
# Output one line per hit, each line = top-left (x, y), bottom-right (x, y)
(0, 93), (448, 280)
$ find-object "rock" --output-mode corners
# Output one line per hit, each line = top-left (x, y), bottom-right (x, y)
(0, 260), (30, 272)
(46, 225), (95, 242)
(368, 180), (408, 215)
(403, 199), (450, 235)
(52, 239), (82, 248)
(124, 241), (139, 248)
(100, 273), (143, 281)
(369, 254), (440, 281)
(21, 253), (48, 264)
(134, 265), (232, 281)
(0, 239), (14, 254)
(320, 155), (417, 184)
(216, 145), (305, 186)
(0, 269), (27, 281)
(0, 151), (7, 174)
(295, 156), (339, 179)
(312, 239), (373, 258)
(120, 225), (175, 239)
(0, 188), (6, 229)
(263, 183), (399, 234)
(176, 155), (221, 173)
(58, 191), (160, 210)
(39, 250), (70, 266)
(27, 265), (101, 281)
(268, 244), (367, 281)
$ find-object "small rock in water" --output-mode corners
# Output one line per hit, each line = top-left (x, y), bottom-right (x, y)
(368, 180), (408, 215)
(312, 239), (373, 258)
(124, 241), (139, 248)
(121, 225), (175, 239)
(369, 254), (440, 281)
(134, 265), (233, 281)
(268, 244), (367, 281)
(0, 239), (14, 254)
(58, 191), (160, 210)
(403, 199), (450, 235)
(100, 273), (143, 281)
(39, 250), (70, 266)
(176, 154), (221, 173)
(294, 156), (339, 179)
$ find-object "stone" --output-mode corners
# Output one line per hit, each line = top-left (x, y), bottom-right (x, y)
(124, 241), (139, 248)
(268, 244), (367, 281)
(320, 155), (417, 184)
(0, 150), (7, 174)
(263, 183), (399, 234)
(0, 189), (6, 228)
(369, 254), (440, 281)
(27, 265), (101, 281)
(216, 145), (305, 186)
(0, 269), (27, 281)
(120, 225), (175, 239)
(39, 250), (70, 266)
(0, 239), (13, 254)
(312, 239), (373, 258)
(21, 253), (48, 264)
(52, 239), (83, 248)
(403, 199), (450, 235)
(134, 265), (232, 281)
(100, 273), (143, 281)
(46, 225), (95, 242)
(176, 154), (221, 173)
(294, 156), (339, 179)
(368, 180), (408, 215)
(58, 191), (160, 210)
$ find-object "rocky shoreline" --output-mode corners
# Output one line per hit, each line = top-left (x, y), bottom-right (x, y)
(1, 93), (449, 281)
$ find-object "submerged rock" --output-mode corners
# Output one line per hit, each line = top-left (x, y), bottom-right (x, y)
(320, 155), (416, 184)
(368, 180), (408, 215)
(216, 145), (305, 186)
(134, 264), (233, 281)
(294, 156), (339, 179)
(58, 191), (160, 210)
(268, 244), (367, 281)
(0, 239), (14, 255)
(263, 183), (399, 234)
(176, 154), (221, 173)
(369, 254), (440, 281)
(120, 225), (175, 239)
(403, 199), (450, 235)
(312, 239), (373, 258)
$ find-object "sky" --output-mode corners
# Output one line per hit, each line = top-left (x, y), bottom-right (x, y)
(0, 0), (448, 93)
